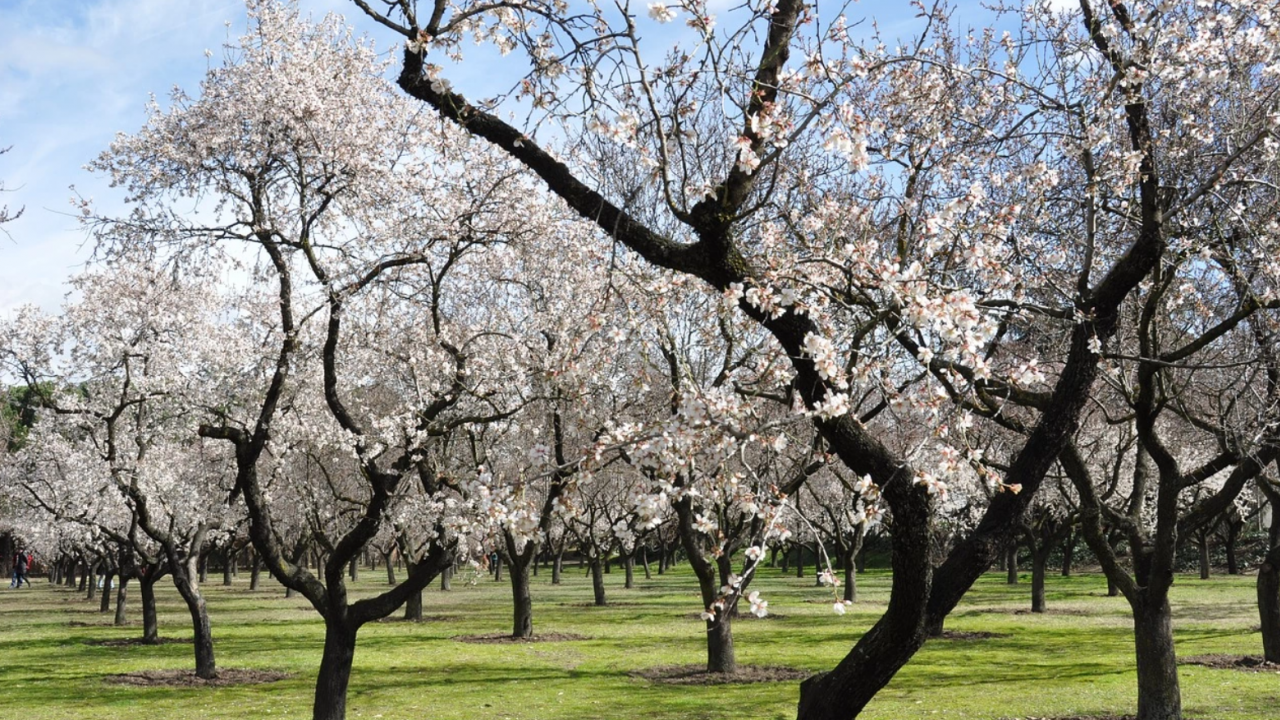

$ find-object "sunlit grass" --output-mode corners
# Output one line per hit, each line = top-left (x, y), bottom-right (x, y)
(0, 561), (1271, 719)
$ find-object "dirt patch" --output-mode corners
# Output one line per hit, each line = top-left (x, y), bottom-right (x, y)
(935, 631), (1010, 641)
(68, 621), (114, 627)
(375, 615), (456, 623)
(104, 669), (290, 687)
(561, 601), (641, 608)
(452, 632), (590, 644)
(681, 612), (784, 621)
(1001, 716), (1212, 720)
(85, 637), (191, 647)
(631, 664), (811, 685)
(1182, 654), (1280, 672)
(1012, 608), (1091, 616)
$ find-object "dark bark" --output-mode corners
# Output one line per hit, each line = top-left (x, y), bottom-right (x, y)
(87, 561), (100, 600)
(707, 612), (735, 673)
(348, 557), (358, 582)
(1225, 521), (1240, 575)
(1061, 530), (1076, 577)
(1031, 550), (1047, 613)
(78, 561), (89, 592)
(795, 544), (804, 578)
(624, 554), (635, 589)
(99, 569), (114, 612)
(842, 549), (857, 604)
(440, 564), (452, 591)
(403, 588), (422, 621)
(552, 549), (563, 584)
(250, 552), (262, 591)
(313, 619), (357, 720)
(509, 555), (533, 637)
(1132, 597), (1181, 720)
(1006, 544), (1018, 584)
(114, 575), (129, 626)
(198, 553), (208, 584)
(223, 547), (234, 586)
(141, 572), (160, 643)
(589, 556), (607, 606)
(641, 547), (651, 579)
(1196, 531), (1210, 580)
(384, 551), (397, 585)
(1258, 541), (1280, 662)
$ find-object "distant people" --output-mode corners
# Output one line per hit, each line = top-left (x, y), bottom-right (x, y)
(11, 550), (31, 588)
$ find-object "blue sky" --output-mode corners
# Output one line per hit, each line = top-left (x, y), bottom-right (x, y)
(0, 0), (1051, 315)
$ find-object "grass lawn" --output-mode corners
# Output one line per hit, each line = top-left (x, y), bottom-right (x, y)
(0, 562), (1274, 719)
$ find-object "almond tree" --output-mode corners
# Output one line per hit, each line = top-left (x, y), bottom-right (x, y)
(340, 1), (1280, 717)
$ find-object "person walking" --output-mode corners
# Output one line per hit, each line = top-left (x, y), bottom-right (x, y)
(12, 550), (31, 588)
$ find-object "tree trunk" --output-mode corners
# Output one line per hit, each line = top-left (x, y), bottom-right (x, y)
(706, 613), (736, 673)
(795, 544), (804, 578)
(250, 553), (262, 591)
(1031, 550), (1047, 613)
(1061, 530), (1076, 577)
(509, 555), (533, 638)
(223, 548), (234, 586)
(1197, 532), (1210, 580)
(170, 556), (217, 679)
(552, 549), (563, 585)
(65, 560), (77, 588)
(590, 557), (607, 606)
(100, 570), (114, 611)
(440, 564), (452, 591)
(141, 573), (160, 643)
(493, 555), (502, 582)
(114, 575), (129, 626)
(641, 547), (651, 580)
(1258, 527), (1280, 662)
(404, 588), (423, 621)
(658, 544), (668, 574)
(1132, 597), (1182, 720)
(842, 549), (857, 603)
(348, 557), (358, 582)
(624, 554), (635, 589)
(79, 561), (90, 592)
(1006, 544), (1018, 584)
(198, 553), (208, 584)
(1108, 575), (1120, 597)
(313, 619), (357, 720)
(1225, 523), (1240, 575)
(384, 552), (397, 585)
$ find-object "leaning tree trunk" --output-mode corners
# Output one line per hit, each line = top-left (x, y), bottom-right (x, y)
(114, 575), (129, 626)
(624, 554), (635, 589)
(1131, 595), (1182, 720)
(1031, 549), (1048, 613)
(171, 562), (217, 679)
(141, 572), (161, 643)
(313, 617), (358, 720)
(384, 552), (397, 585)
(589, 556), (607, 606)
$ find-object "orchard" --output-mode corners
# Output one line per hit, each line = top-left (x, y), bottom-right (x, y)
(1, 1), (1279, 720)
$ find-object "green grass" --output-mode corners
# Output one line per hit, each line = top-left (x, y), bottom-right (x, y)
(0, 563), (1273, 719)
